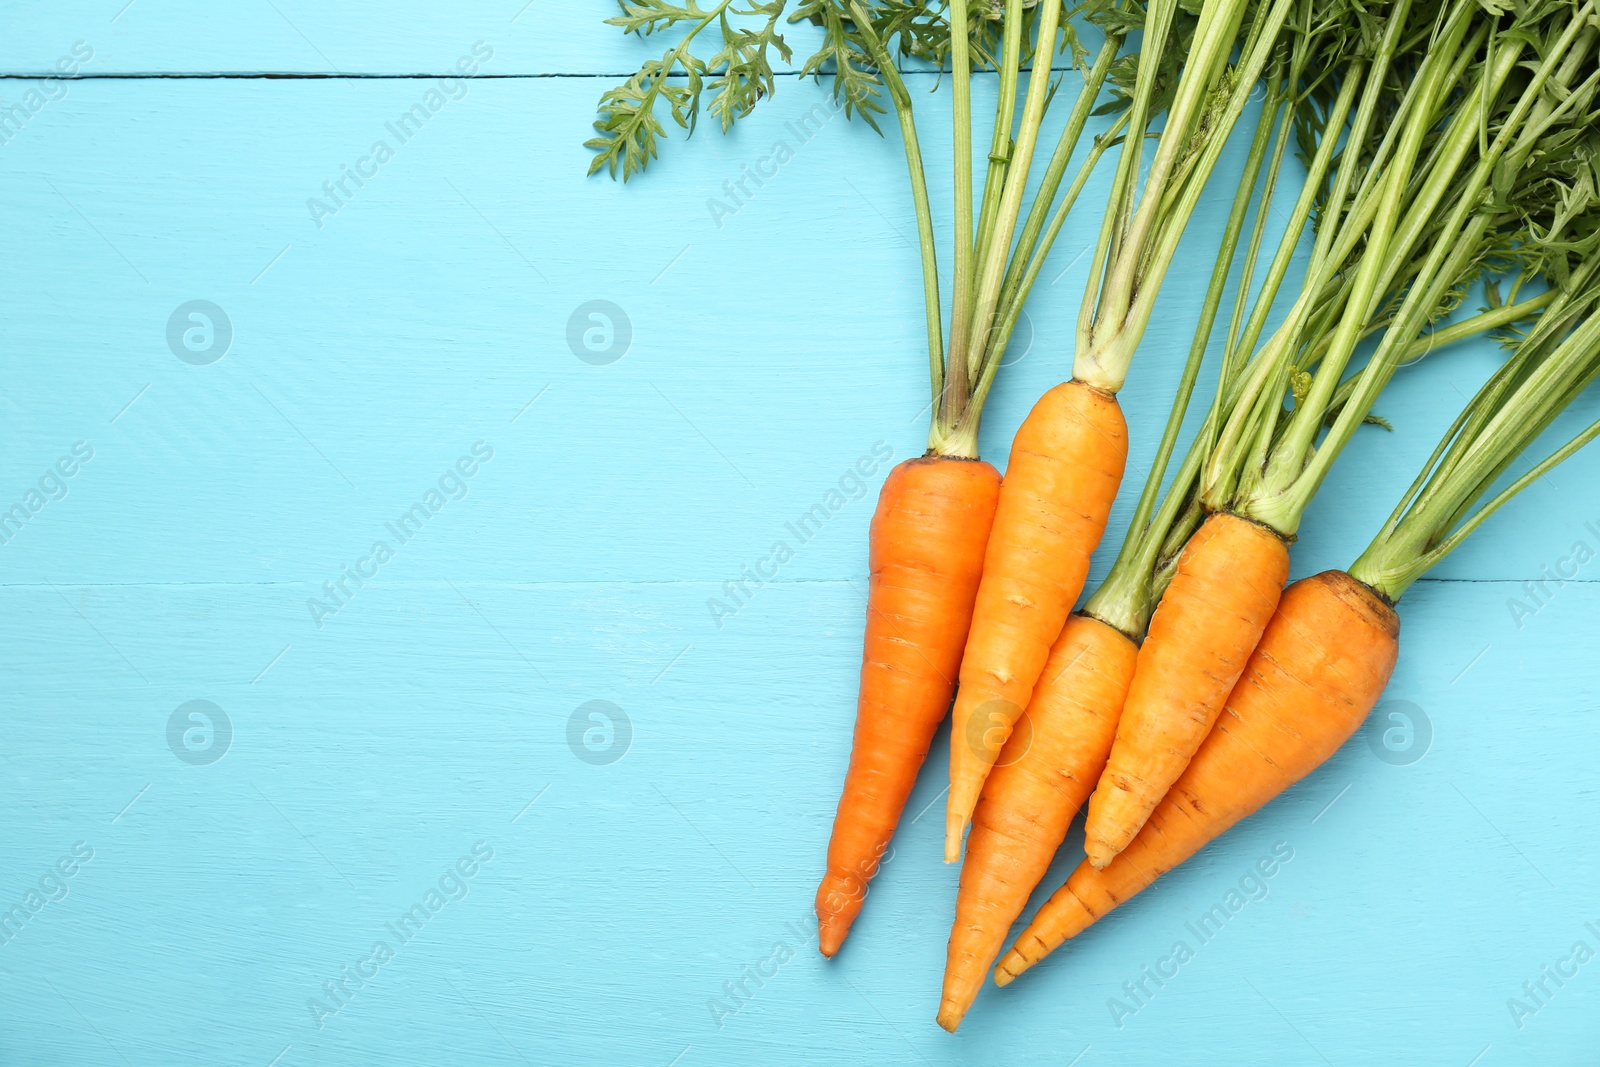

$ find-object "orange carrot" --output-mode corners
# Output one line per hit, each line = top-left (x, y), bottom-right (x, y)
(944, 380), (1127, 861)
(995, 569), (1398, 983)
(816, 455), (1001, 957)
(937, 613), (1136, 1031)
(1082, 512), (1289, 867)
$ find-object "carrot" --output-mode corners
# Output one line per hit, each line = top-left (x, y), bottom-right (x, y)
(995, 569), (1399, 984)
(816, 455), (1000, 957)
(1082, 512), (1288, 867)
(937, 614), (1136, 1030)
(943, 381), (1127, 862)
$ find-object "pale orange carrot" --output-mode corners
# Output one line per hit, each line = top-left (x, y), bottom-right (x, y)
(816, 455), (1001, 957)
(937, 613), (1137, 1030)
(996, 570), (1398, 983)
(1083, 512), (1289, 867)
(944, 380), (1128, 861)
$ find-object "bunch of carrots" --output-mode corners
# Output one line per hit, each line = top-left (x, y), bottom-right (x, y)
(591, 0), (1600, 1032)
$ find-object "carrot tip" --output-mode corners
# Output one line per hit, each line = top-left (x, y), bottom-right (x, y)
(992, 954), (1025, 987)
(935, 1007), (962, 1033)
(817, 921), (844, 958)
(1084, 838), (1117, 870)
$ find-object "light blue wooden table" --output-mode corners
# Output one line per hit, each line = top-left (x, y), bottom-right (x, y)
(3, 4), (1597, 1065)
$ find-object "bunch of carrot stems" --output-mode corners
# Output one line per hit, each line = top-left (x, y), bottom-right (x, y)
(590, 0), (1600, 1032)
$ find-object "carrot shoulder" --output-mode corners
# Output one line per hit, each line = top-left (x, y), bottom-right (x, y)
(1083, 512), (1289, 867)
(938, 614), (1136, 1031)
(945, 381), (1128, 862)
(996, 570), (1398, 983)
(816, 455), (1001, 957)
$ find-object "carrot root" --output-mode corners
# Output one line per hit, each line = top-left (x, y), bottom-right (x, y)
(996, 570), (1398, 984)
(946, 381), (1128, 862)
(816, 455), (1001, 957)
(937, 614), (1136, 1031)
(1083, 512), (1289, 868)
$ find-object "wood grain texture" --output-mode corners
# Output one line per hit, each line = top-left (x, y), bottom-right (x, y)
(2, 13), (1598, 1066)
(0, 0), (822, 76)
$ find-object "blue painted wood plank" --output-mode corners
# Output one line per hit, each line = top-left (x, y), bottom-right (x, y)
(0, 0), (817, 76)
(2, 578), (1597, 1064)
(2, 76), (1592, 593)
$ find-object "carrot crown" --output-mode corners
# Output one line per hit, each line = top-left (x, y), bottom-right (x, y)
(1350, 254), (1600, 602)
(1071, 0), (1298, 394)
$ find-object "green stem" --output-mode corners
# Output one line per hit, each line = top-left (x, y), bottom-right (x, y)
(944, 0), (975, 437)
(1243, 26), (1541, 531)
(1116, 2), (1290, 354)
(1076, 0), (1289, 392)
(982, 37), (1123, 365)
(1094, 0), (1244, 321)
(1370, 260), (1600, 556)
(955, 114), (1130, 452)
(1323, 290), (1556, 419)
(1224, 66), (1362, 390)
(849, 6), (947, 454)
(1219, 7), (1488, 528)
(976, 109), (1130, 384)
(1075, 0), (1182, 364)
(962, 0), (1064, 380)
(969, 0), (1028, 328)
